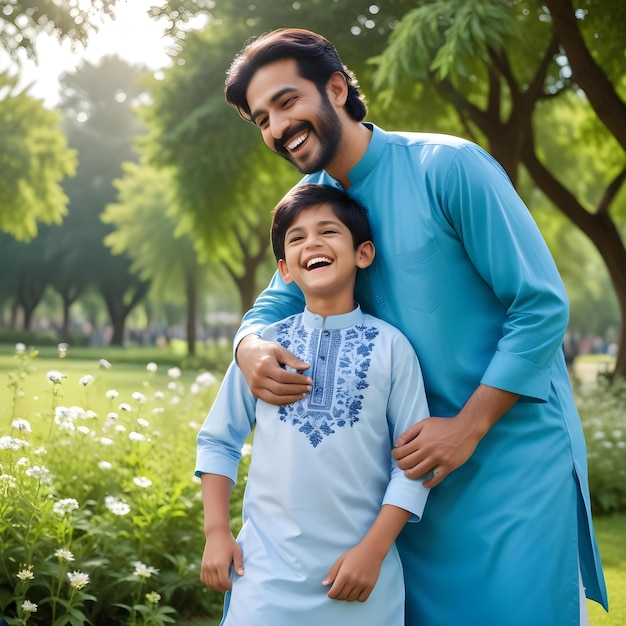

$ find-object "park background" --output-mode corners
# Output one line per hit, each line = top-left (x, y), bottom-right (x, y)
(0, 0), (624, 624)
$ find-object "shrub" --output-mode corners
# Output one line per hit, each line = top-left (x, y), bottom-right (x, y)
(0, 346), (248, 625)
(576, 377), (626, 515)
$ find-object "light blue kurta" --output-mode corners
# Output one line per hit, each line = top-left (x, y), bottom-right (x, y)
(197, 307), (430, 626)
(235, 125), (608, 625)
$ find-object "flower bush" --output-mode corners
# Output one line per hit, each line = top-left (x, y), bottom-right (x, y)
(576, 376), (626, 515)
(0, 346), (250, 625)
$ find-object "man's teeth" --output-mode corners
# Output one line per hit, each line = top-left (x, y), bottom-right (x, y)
(307, 257), (332, 270)
(287, 131), (308, 151)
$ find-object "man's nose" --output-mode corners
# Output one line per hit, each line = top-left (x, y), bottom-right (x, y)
(269, 111), (290, 140)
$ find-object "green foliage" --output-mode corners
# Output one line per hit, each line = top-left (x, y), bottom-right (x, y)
(0, 73), (76, 240)
(0, 0), (119, 60)
(577, 377), (626, 514)
(0, 348), (239, 623)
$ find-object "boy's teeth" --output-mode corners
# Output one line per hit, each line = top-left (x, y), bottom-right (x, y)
(307, 256), (331, 269)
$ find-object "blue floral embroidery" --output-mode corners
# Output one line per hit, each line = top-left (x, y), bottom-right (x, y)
(276, 316), (379, 448)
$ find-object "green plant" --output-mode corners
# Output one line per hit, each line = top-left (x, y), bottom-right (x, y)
(0, 346), (230, 624)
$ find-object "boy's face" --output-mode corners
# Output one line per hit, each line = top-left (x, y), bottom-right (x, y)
(277, 203), (374, 313)
(246, 58), (344, 174)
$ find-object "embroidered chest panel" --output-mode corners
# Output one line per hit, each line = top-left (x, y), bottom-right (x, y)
(274, 318), (380, 447)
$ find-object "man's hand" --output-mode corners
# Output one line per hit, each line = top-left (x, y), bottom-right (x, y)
(200, 528), (243, 592)
(392, 416), (480, 487)
(393, 384), (520, 487)
(236, 334), (312, 405)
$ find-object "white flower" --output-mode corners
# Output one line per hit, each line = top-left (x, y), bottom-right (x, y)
(16, 456), (29, 466)
(67, 570), (90, 589)
(104, 495), (131, 516)
(0, 473), (17, 489)
(57, 343), (69, 356)
(106, 389), (119, 400)
(25, 465), (51, 482)
(153, 391), (165, 400)
(195, 371), (217, 387)
(114, 424), (126, 433)
(11, 419), (32, 432)
(99, 359), (112, 369)
(79, 375), (94, 387)
(136, 417), (150, 428)
(54, 548), (75, 562)
(151, 407), (164, 415)
(133, 476), (152, 488)
(100, 437), (114, 446)
(98, 461), (112, 471)
(132, 561), (159, 579)
(17, 568), (34, 581)
(0, 436), (29, 450)
(146, 362), (158, 373)
(52, 498), (79, 516)
(106, 411), (119, 421)
(167, 367), (181, 379)
(128, 431), (146, 442)
(47, 370), (65, 384)
(241, 443), (253, 457)
(54, 407), (76, 432)
(15, 342), (26, 354)
(167, 382), (178, 391)
(21, 599), (38, 612)
(132, 392), (147, 404)
(119, 403), (132, 412)
(77, 426), (91, 435)
(145, 591), (161, 604)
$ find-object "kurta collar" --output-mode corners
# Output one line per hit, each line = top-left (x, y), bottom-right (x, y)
(347, 123), (387, 187)
(302, 305), (364, 330)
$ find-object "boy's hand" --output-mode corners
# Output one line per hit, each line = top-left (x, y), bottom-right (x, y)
(323, 543), (383, 602)
(200, 528), (244, 592)
(237, 334), (311, 405)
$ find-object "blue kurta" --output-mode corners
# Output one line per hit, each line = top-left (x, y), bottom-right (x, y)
(234, 125), (608, 625)
(197, 307), (430, 626)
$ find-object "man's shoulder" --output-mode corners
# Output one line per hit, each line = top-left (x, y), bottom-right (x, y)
(382, 127), (472, 150)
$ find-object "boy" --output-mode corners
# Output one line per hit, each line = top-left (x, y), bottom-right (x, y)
(195, 184), (430, 626)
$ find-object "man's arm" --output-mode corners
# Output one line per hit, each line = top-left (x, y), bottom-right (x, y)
(393, 384), (520, 487)
(323, 504), (411, 602)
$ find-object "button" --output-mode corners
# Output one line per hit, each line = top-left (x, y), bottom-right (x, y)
(323, 330), (330, 336)
(319, 356), (326, 360)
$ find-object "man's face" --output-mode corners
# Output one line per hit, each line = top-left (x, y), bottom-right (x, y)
(246, 58), (343, 174)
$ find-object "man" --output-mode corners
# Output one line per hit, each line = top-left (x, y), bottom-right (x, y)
(223, 27), (608, 626)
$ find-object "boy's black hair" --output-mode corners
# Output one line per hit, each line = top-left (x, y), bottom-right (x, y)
(225, 28), (367, 123)
(271, 184), (372, 262)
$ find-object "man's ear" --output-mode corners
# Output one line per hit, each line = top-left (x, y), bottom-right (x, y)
(277, 259), (294, 284)
(327, 71), (348, 107)
(355, 241), (375, 269)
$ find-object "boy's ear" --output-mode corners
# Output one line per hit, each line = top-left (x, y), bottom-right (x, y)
(356, 241), (375, 269)
(277, 259), (294, 284)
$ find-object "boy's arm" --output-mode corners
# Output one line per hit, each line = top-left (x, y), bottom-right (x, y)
(323, 504), (410, 602)
(200, 474), (244, 592)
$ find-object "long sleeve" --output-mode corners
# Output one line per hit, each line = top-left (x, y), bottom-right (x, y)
(195, 362), (257, 482)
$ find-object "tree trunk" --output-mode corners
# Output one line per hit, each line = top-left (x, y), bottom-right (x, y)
(522, 143), (626, 378)
(546, 0), (626, 152)
(184, 268), (197, 356)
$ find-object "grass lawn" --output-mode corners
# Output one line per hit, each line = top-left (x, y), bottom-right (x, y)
(185, 514), (625, 626)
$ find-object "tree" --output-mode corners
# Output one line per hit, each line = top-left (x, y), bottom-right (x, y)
(370, 0), (626, 376)
(102, 161), (206, 355)
(144, 1), (418, 307)
(0, 72), (76, 239)
(0, 0), (119, 60)
(58, 55), (151, 345)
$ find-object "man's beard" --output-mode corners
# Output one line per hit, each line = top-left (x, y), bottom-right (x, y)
(274, 91), (343, 174)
